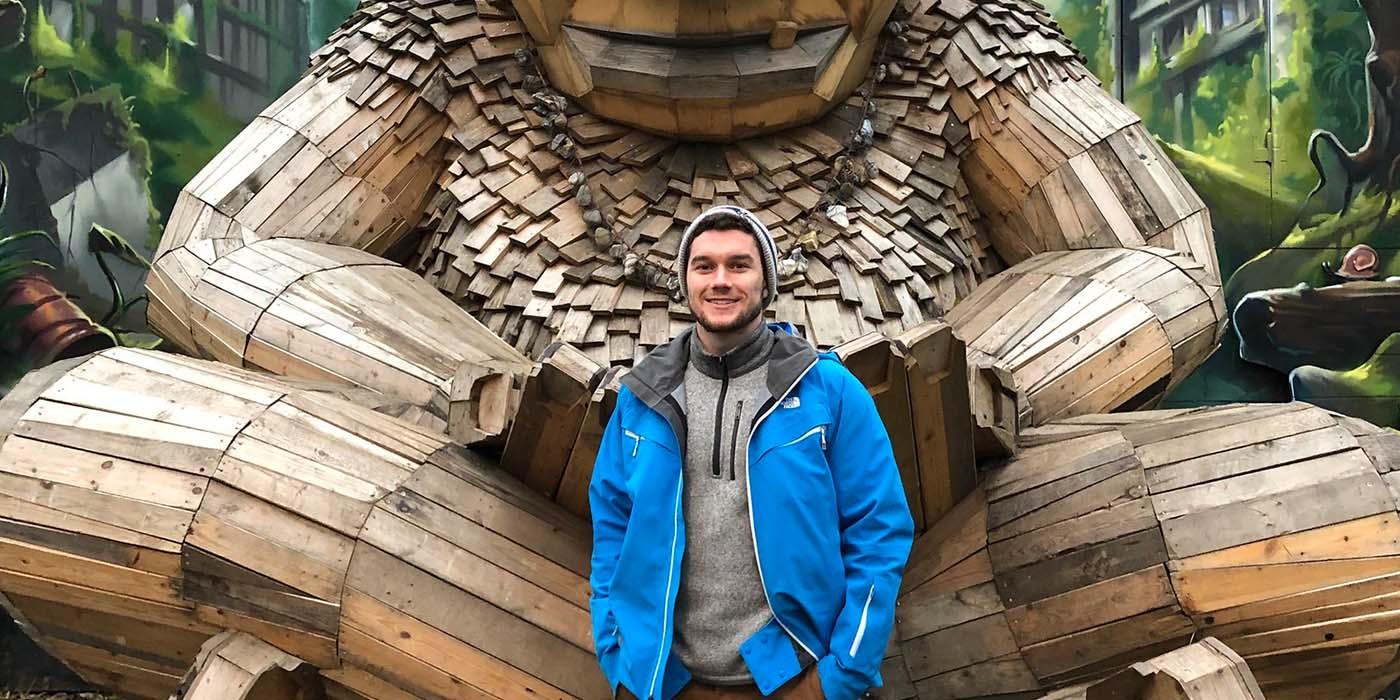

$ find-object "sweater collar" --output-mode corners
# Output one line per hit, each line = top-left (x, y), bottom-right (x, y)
(688, 323), (774, 379)
(623, 322), (819, 413)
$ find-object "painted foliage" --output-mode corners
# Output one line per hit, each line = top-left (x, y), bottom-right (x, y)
(0, 0), (357, 393)
(1047, 0), (1400, 428)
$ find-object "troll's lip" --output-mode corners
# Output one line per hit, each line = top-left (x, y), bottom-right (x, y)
(560, 23), (847, 101)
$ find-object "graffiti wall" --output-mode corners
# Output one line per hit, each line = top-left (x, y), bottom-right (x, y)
(0, 0), (357, 393)
(1047, 0), (1400, 428)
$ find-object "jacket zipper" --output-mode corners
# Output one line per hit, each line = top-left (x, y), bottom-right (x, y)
(849, 584), (875, 657)
(624, 429), (643, 457)
(647, 394), (686, 700)
(648, 467), (684, 699)
(743, 358), (821, 663)
(728, 400), (743, 480)
(711, 356), (729, 479)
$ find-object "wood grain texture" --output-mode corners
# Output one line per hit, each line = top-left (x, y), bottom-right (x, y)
(8, 0), (1263, 696)
(896, 401), (1400, 699)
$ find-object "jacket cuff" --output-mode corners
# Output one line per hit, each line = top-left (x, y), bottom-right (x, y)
(817, 654), (876, 700)
(600, 640), (626, 696)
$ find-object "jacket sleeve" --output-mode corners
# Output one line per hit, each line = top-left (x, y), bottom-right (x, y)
(589, 394), (632, 694)
(816, 365), (916, 700)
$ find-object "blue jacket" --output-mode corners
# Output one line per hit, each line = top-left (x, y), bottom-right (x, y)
(588, 324), (915, 700)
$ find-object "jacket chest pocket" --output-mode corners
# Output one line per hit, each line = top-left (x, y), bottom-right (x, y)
(622, 428), (676, 458)
(778, 425), (827, 451)
(755, 419), (833, 475)
(619, 427), (678, 496)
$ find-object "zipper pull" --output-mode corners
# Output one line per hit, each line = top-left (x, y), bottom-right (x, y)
(820, 426), (827, 451)
(632, 435), (641, 457)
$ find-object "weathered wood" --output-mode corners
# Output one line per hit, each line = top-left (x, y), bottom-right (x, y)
(170, 630), (313, 700)
(500, 343), (601, 498)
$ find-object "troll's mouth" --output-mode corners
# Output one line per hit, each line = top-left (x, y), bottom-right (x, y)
(560, 22), (848, 101)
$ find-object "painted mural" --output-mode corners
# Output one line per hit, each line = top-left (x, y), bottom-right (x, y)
(0, 0), (357, 394)
(1047, 0), (1400, 428)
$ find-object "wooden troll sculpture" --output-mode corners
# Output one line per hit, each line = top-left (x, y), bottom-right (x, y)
(1, 1), (1398, 699)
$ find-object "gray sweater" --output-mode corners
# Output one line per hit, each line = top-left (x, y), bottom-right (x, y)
(673, 324), (776, 683)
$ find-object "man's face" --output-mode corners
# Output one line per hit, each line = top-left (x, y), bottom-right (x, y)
(687, 229), (766, 335)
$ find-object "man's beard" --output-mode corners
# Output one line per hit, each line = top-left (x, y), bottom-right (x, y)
(695, 297), (765, 334)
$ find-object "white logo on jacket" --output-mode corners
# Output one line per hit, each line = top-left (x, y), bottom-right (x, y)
(781, 397), (801, 409)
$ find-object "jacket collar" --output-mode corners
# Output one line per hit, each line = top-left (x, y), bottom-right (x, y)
(623, 322), (818, 412)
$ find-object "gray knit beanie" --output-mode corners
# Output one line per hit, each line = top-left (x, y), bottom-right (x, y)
(677, 205), (780, 308)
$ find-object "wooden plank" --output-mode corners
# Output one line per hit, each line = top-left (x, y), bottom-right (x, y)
(183, 550), (341, 635)
(901, 611), (1019, 680)
(1019, 606), (1195, 679)
(0, 516), (180, 576)
(52, 638), (185, 698)
(215, 438), (380, 538)
(12, 593), (206, 671)
(1117, 403), (1307, 447)
(990, 465), (1142, 545)
(338, 623), (497, 700)
(912, 654), (1041, 699)
(836, 334), (925, 532)
(994, 527), (1168, 606)
(0, 565), (211, 632)
(1172, 556), (1400, 614)
(281, 392), (445, 462)
(15, 400), (229, 476)
(0, 436), (207, 511)
(1205, 579), (1400, 645)
(1136, 408), (1339, 470)
(187, 484), (352, 601)
(557, 368), (625, 519)
(346, 544), (608, 699)
(902, 489), (988, 594)
(1145, 425), (1360, 493)
(420, 452), (592, 572)
(0, 537), (182, 606)
(358, 506), (591, 650)
(898, 581), (1004, 640)
(1173, 513), (1400, 571)
(194, 603), (337, 669)
(341, 588), (574, 700)
(984, 430), (1133, 501)
(238, 402), (418, 490)
(1225, 606), (1400, 658)
(989, 496), (1157, 571)
(380, 486), (587, 609)
(898, 322), (977, 528)
(1005, 565), (1176, 647)
(500, 344), (600, 498)
(1197, 568), (1400, 630)
(1151, 449), (1375, 521)
(0, 470), (194, 544)
(323, 666), (421, 700)
(988, 454), (1138, 530)
(1160, 472), (1392, 560)
(0, 493), (182, 555)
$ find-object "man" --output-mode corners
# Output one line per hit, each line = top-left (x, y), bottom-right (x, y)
(588, 205), (915, 700)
